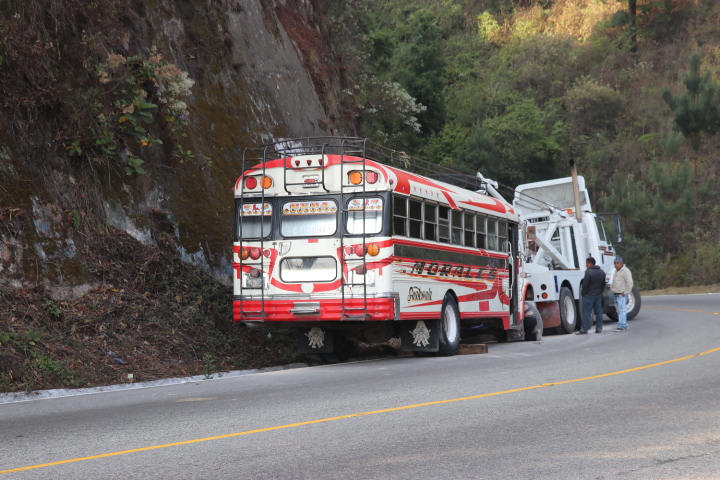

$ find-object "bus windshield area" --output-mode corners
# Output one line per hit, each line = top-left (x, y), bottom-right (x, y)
(346, 197), (383, 235)
(236, 195), (388, 240)
(237, 202), (272, 238)
(281, 200), (338, 237)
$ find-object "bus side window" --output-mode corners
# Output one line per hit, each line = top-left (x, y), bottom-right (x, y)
(498, 220), (508, 252)
(452, 210), (462, 245)
(424, 203), (437, 241)
(409, 199), (422, 239)
(393, 196), (407, 236)
(476, 215), (486, 249)
(464, 212), (475, 247)
(438, 205), (450, 243)
(487, 218), (498, 250)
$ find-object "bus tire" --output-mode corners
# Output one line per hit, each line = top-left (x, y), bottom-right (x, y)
(438, 294), (461, 356)
(556, 287), (577, 334)
(524, 301), (543, 341)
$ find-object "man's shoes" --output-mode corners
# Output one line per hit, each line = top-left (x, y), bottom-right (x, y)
(595, 330), (602, 333)
(614, 328), (626, 332)
(575, 331), (588, 335)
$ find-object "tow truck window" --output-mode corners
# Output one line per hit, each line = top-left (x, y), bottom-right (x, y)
(238, 203), (272, 238)
(281, 201), (338, 237)
(595, 217), (607, 242)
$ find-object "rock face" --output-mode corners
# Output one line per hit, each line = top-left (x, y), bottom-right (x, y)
(0, 0), (349, 293)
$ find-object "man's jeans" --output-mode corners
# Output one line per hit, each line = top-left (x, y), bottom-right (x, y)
(615, 293), (628, 329)
(581, 294), (603, 332)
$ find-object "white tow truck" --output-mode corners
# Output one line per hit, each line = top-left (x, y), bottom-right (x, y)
(480, 162), (641, 334)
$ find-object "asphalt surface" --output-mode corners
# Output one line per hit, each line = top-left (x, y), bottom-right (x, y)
(2, 294), (720, 479)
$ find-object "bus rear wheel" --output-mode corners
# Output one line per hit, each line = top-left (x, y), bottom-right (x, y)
(438, 294), (461, 356)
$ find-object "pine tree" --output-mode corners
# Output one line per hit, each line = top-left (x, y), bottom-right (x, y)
(662, 53), (720, 265)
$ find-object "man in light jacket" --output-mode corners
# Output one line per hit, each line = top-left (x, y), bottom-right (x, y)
(610, 256), (634, 331)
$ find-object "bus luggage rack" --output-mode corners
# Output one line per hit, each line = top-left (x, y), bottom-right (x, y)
(241, 137), (490, 194)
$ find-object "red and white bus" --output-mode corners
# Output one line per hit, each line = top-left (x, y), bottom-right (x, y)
(233, 138), (524, 355)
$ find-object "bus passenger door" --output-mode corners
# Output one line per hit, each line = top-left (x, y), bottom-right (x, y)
(508, 224), (519, 326)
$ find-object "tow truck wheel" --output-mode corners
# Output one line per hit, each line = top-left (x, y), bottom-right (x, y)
(627, 286), (642, 320)
(438, 294), (461, 356)
(607, 286), (641, 322)
(556, 287), (577, 334)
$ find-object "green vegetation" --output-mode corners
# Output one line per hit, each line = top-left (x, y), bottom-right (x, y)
(0, 227), (300, 393)
(329, 0), (720, 289)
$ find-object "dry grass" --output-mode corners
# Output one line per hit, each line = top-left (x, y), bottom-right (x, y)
(642, 285), (720, 297)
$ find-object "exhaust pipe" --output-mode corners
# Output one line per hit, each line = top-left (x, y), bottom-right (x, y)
(569, 160), (582, 224)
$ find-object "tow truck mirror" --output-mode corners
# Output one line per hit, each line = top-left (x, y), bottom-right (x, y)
(614, 214), (624, 244)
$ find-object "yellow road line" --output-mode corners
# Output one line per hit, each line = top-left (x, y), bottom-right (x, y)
(3, 311), (720, 475)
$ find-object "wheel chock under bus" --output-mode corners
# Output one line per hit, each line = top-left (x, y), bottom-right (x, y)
(459, 344), (488, 355)
(400, 319), (440, 353)
(297, 326), (335, 354)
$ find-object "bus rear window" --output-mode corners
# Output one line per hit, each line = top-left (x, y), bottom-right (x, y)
(281, 257), (337, 282)
(238, 203), (272, 238)
(281, 201), (338, 237)
(347, 197), (383, 235)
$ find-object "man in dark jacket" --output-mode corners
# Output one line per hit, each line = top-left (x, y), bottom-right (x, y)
(576, 257), (607, 334)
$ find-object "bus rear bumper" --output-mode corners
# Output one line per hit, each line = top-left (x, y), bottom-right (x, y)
(234, 296), (398, 323)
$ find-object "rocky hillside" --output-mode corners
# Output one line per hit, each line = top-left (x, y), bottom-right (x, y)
(0, 0), (353, 392)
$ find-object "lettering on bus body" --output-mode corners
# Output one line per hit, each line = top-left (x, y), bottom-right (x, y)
(409, 260), (503, 281)
(407, 286), (432, 303)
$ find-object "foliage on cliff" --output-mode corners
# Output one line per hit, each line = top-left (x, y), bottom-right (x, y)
(0, 211), (298, 393)
(0, 0), (339, 392)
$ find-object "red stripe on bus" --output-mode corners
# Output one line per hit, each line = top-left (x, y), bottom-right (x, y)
(392, 238), (509, 258)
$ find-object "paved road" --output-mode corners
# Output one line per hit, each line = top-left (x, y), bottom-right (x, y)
(2, 294), (720, 479)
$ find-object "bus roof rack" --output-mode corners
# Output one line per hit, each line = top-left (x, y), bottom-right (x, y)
(242, 137), (487, 193)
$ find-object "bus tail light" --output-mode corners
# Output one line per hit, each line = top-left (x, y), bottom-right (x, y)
(349, 171), (363, 185)
(249, 268), (261, 277)
(366, 171), (379, 184)
(344, 246), (354, 256)
(367, 243), (380, 256)
(354, 244), (366, 257)
(240, 247), (250, 260)
(249, 247), (261, 260)
(244, 176), (272, 189)
(355, 265), (367, 275)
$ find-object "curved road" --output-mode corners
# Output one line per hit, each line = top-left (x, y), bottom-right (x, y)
(2, 294), (720, 479)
